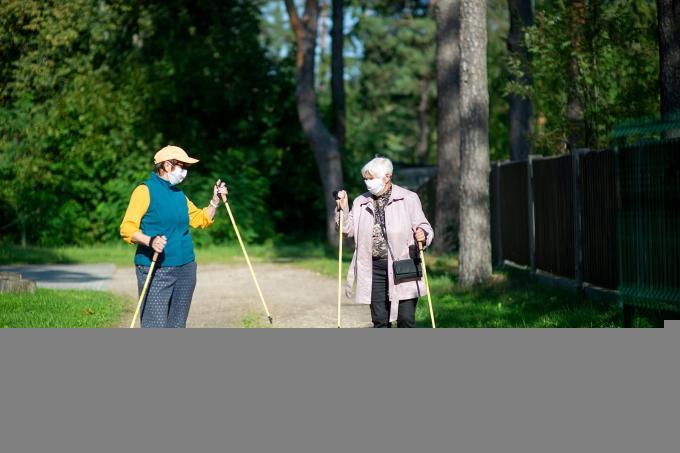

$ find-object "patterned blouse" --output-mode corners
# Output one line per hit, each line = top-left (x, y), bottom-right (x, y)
(371, 186), (392, 259)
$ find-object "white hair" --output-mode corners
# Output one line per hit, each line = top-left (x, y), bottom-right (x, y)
(361, 157), (393, 179)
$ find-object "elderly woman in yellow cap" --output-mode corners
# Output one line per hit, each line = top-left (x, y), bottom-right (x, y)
(119, 145), (227, 328)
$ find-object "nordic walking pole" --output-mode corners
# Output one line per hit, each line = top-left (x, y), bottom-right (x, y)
(333, 190), (345, 328)
(220, 193), (273, 324)
(418, 241), (436, 329)
(337, 208), (343, 328)
(130, 252), (159, 328)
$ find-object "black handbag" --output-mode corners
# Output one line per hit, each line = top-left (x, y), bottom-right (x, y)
(378, 214), (422, 284)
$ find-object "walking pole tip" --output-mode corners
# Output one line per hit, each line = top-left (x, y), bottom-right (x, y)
(268, 316), (273, 325)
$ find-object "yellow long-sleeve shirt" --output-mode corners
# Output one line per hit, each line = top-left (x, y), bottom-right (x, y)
(119, 185), (214, 244)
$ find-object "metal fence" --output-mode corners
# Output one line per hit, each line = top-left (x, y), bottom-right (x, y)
(497, 161), (530, 267)
(581, 150), (618, 290)
(532, 155), (576, 280)
(616, 140), (680, 312)
(491, 141), (680, 313)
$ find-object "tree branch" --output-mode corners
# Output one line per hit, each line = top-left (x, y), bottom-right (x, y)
(283, 0), (302, 41)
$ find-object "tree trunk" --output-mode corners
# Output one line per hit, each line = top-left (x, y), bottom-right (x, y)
(285, 0), (344, 246)
(507, 0), (533, 161)
(433, 0), (461, 253)
(20, 216), (26, 248)
(657, 0), (680, 118)
(320, 1), (329, 55)
(0, 273), (36, 294)
(458, 0), (491, 286)
(567, 0), (586, 150)
(331, 0), (346, 148)
(416, 77), (432, 164)
(318, 1), (329, 92)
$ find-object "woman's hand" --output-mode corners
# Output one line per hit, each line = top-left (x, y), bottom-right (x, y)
(213, 179), (228, 202)
(336, 190), (348, 209)
(150, 235), (167, 254)
(414, 228), (426, 244)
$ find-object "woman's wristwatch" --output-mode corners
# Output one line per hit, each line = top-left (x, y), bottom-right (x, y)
(209, 199), (220, 208)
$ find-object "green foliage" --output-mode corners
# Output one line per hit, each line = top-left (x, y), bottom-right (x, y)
(512, 0), (660, 153)
(344, 0), (511, 164)
(487, 0), (511, 161)
(360, 0), (431, 18)
(345, 9), (436, 165)
(0, 0), (313, 246)
(184, 148), (277, 245)
(0, 0), (153, 245)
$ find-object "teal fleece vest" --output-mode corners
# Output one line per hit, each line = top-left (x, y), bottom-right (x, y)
(134, 172), (195, 267)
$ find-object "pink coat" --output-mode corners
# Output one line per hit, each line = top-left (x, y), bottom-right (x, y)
(335, 184), (434, 323)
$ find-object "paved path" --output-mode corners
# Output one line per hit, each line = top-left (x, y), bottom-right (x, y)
(0, 264), (116, 291)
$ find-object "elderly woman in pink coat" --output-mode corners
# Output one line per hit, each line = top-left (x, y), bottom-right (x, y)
(336, 157), (434, 328)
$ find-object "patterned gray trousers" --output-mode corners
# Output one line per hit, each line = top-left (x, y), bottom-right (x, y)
(135, 261), (197, 328)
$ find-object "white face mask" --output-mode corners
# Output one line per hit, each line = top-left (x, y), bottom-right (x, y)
(365, 177), (385, 196)
(167, 167), (188, 186)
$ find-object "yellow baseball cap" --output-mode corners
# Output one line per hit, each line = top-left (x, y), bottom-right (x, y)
(153, 145), (199, 165)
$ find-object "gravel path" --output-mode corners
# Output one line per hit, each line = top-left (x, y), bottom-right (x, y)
(111, 263), (372, 328)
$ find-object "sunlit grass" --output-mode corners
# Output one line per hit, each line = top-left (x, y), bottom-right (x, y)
(240, 311), (271, 328)
(0, 241), (345, 268)
(0, 289), (127, 328)
(0, 243), (258, 266)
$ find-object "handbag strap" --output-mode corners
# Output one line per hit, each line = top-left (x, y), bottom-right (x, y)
(376, 201), (397, 262)
(377, 199), (421, 265)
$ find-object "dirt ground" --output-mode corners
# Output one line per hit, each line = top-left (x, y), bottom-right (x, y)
(112, 263), (372, 328)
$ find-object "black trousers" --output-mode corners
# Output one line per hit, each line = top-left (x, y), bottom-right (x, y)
(370, 258), (418, 328)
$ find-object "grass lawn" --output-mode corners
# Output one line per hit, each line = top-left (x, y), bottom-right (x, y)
(0, 241), (347, 268)
(0, 289), (130, 328)
(0, 243), (264, 267)
(416, 256), (664, 328)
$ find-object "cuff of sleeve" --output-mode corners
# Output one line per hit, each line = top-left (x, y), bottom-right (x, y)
(122, 229), (141, 245)
(425, 231), (434, 248)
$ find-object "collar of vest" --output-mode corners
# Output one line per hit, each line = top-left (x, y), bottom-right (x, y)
(149, 172), (173, 188)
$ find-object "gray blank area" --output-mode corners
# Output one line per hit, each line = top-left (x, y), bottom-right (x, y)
(1, 327), (679, 453)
